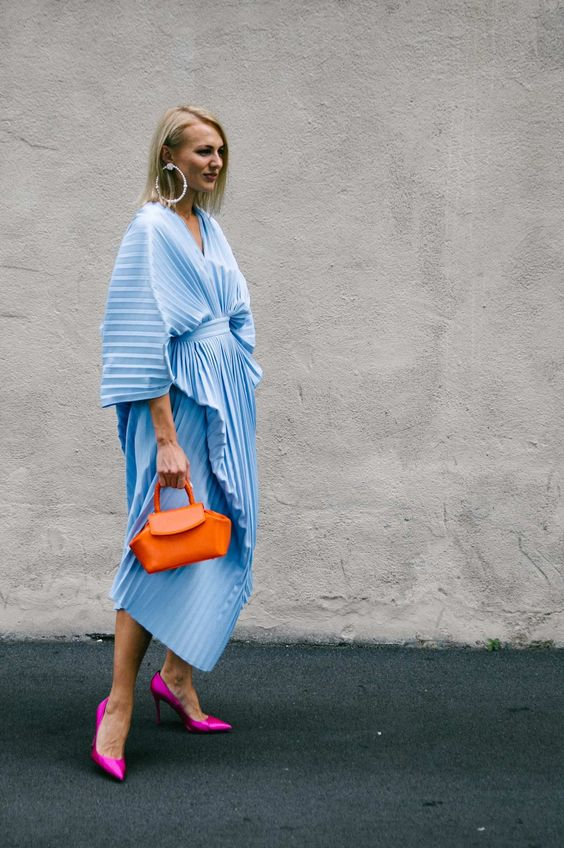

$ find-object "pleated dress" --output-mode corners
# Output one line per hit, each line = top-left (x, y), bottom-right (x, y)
(99, 200), (263, 672)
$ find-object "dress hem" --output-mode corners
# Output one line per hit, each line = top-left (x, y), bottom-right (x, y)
(108, 584), (247, 674)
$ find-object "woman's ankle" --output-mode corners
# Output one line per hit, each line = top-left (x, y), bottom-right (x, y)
(161, 666), (194, 689)
(106, 691), (134, 712)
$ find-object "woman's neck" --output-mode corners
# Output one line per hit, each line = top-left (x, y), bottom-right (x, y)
(172, 195), (196, 218)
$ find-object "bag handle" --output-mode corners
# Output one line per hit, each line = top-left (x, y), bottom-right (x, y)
(154, 479), (196, 512)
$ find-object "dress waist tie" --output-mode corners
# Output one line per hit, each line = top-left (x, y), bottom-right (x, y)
(179, 316), (231, 342)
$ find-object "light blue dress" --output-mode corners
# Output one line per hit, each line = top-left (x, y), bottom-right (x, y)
(99, 201), (263, 672)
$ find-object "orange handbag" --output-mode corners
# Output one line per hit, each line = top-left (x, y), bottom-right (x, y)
(129, 479), (232, 573)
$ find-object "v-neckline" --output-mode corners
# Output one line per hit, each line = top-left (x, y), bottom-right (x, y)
(180, 206), (206, 257)
(161, 203), (207, 258)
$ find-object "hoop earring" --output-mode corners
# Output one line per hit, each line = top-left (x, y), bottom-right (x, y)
(155, 162), (188, 206)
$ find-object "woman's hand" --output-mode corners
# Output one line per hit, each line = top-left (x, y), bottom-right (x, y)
(156, 442), (191, 489)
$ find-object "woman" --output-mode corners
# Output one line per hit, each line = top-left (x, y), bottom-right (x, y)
(92, 106), (263, 781)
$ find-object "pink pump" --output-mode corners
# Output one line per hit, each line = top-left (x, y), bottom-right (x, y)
(150, 670), (232, 733)
(90, 696), (127, 781)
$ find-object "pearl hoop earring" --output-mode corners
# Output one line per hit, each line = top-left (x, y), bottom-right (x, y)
(155, 162), (188, 206)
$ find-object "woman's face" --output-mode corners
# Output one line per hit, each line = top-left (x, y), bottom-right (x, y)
(162, 122), (224, 194)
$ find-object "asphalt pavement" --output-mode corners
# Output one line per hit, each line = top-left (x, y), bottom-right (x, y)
(0, 637), (562, 847)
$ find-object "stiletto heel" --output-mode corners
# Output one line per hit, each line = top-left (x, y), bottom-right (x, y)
(90, 696), (127, 781)
(152, 690), (161, 724)
(149, 670), (232, 733)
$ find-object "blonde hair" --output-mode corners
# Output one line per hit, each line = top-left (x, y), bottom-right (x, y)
(138, 105), (228, 216)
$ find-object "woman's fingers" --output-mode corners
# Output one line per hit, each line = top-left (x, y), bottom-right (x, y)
(156, 444), (191, 489)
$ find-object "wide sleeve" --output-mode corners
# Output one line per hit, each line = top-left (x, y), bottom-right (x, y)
(99, 213), (175, 408)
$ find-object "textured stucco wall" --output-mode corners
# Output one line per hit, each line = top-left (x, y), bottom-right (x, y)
(1, 0), (563, 648)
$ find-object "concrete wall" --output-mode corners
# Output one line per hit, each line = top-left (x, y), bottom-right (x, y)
(2, 0), (563, 648)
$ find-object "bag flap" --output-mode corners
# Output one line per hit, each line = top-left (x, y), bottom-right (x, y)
(148, 503), (206, 536)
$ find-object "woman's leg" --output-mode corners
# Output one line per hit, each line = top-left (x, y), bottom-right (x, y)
(94, 609), (153, 758)
(160, 649), (209, 721)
